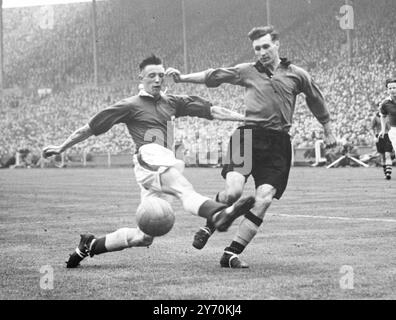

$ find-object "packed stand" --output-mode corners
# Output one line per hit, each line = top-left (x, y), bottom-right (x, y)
(1, 0), (396, 165)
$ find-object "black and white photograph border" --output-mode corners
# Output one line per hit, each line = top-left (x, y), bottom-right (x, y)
(1, 0), (396, 307)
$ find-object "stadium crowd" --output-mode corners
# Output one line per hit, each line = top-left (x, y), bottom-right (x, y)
(1, 0), (395, 166)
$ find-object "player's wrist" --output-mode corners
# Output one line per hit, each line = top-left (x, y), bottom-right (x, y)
(322, 122), (332, 134)
(178, 74), (187, 82)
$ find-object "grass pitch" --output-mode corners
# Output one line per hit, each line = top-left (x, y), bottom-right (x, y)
(0, 167), (395, 300)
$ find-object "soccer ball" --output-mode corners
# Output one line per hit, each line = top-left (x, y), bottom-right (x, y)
(136, 197), (175, 237)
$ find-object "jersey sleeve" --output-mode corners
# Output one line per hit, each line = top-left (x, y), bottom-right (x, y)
(88, 100), (135, 136)
(171, 95), (213, 120)
(296, 66), (330, 125)
(371, 114), (380, 132)
(370, 115), (376, 130)
(204, 64), (244, 88)
(379, 99), (390, 115)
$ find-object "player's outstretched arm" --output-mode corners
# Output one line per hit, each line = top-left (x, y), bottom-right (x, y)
(165, 67), (206, 84)
(210, 106), (246, 121)
(42, 124), (93, 158)
(210, 106), (267, 122)
(210, 106), (277, 123)
(370, 116), (379, 141)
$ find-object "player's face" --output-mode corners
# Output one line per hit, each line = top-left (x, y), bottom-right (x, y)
(252, 34), (280, 67)
(387, 82), (396, 99)
(140, 64), (165, 97)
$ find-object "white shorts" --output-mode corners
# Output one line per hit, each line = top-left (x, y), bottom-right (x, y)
(133, 143), (185, 201)
(388, 127), (396, 151)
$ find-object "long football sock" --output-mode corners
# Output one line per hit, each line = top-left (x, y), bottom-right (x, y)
(204, 192), (227, 232)
(385, 165), (392, 177)
(226, 211), (263, 253)
(198, 200), (227, 220)
(205, 191), (242, 231)
(181, 193), (221, 217)
(225, 241), (246, 255)
(205, 220), (216, 233)
(90, 237), (107, 255)
(385, 157), (392, 177)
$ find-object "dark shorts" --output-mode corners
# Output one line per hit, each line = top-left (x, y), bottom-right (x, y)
(221, 125), (292, 200)
(376, 134), (394, 154)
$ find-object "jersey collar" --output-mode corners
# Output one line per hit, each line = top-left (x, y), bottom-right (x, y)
(138, 89), (165, 99)
(254, 57), (291, 77)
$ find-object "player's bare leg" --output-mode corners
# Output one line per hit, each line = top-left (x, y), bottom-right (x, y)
(66, 228), (153, 268)
(160, 167), (254, 236)
(160, 167), (226, 218)
(193, 172), (246, 250)
(221, 184), (276, 268)
(66, 167), (253, 268)
(217, 172), (246, 205)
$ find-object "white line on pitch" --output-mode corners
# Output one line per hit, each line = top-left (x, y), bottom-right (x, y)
(269, 213), (396, 223)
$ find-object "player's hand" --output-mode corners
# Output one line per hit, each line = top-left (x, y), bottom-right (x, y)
(323, 132), (337, 149)
(42, 145), (63, 159)
(378, 130), (385, 139)
(165, 67), (182, 83)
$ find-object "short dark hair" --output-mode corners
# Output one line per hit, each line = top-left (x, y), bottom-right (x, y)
(385, 78), (396, 88)
(139, 54), (162, 71)
(248, 25), (279, 42)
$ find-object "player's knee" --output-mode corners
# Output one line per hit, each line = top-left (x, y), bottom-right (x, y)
(254, 189), (275, 212)
(173, 160), (185, 173)
(225, 189), (243, 204)
(160, 167), (193, 197)
(226, 172), (246, 189)
(224, 172), (245, 204)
